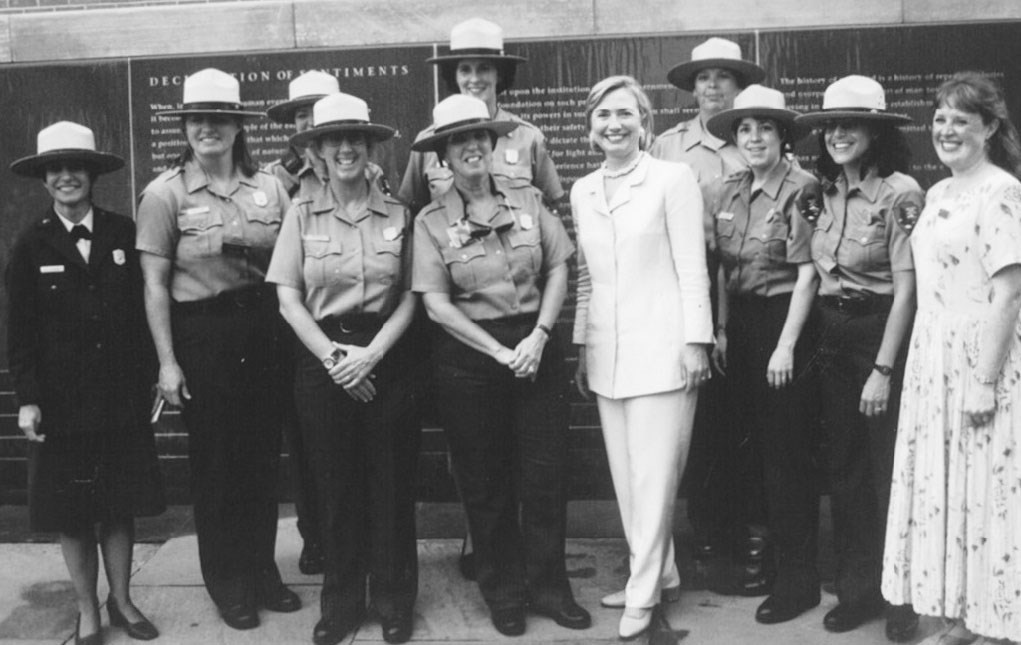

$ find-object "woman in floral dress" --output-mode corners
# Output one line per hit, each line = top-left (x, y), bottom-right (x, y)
(882, 71), (1021, 645)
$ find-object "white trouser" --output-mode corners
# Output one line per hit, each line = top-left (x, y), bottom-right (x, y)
(597, 388), (697, 609)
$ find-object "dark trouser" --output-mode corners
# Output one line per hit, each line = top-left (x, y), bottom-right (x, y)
(172, 286), (287, 610)
(727, 294), (820, 598)
(433, 315), (572, 612)
(281, 328), (319, 546)
(294, 315), (419, 623)
(811, 297), (901, 606)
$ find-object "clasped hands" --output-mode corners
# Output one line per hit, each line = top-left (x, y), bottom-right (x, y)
(494, 329), (548, 380)
(325, 342), (380, 403)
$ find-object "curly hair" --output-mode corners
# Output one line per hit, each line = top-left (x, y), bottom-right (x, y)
(934, 71), (1021, 178)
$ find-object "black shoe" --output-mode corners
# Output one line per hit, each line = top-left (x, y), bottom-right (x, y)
(491, 606), (526, 636)
(107, 597), (159, 640)
(823, 599), (885, 633)
(458, 537), (477, 581)
(755, 593), (820, 625)
(313, 616), (357, 645)
(299, 541), (324, 575)
(528, 598), (592, 630)
(380, 608), (413, 644)
(257, 581), (301, 613)
(219, 603), (259, 630)
(885, 604), (919, 642)
(738, 561), (775, 597)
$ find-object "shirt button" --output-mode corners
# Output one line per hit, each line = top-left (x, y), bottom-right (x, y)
(496, 250), (502, 254)
(511, 303), (519, 310)
(461, 254), (468, 260)
(95, 342), (102, 350)
(861, 236), (868, 243)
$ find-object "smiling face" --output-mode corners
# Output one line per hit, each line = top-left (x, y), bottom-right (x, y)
(590, 87), (643, 163)
(293, 106), (314, 134)
(824, 119), (873, 173)
(43, 161), (92, 212)
(456, 58), (499, 112)
(693, 67), (740, 118)
(932, 102), (995, 174)
(184, 114), (240, 159)
(735, 116), (783, 172)
(444, 128), (494, 183)
(317, 131), (369, 185)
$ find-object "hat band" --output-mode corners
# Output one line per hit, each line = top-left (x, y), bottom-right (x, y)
(316, 118), (372, 128)
(446, 47), (506, 57)
(434, 117), (491, 136)
(180, 101), (246, 112)
(821, 106), (886, 114)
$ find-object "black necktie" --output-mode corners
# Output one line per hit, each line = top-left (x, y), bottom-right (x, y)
(70, 225), (92, 242)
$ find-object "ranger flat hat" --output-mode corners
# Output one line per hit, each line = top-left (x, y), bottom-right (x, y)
(266, 71), (341, 124)
(426, 18), (527, 65)
(796, 75), (912, 127)
(156, 68), (264, 118)
(11, 120), (124, 177)
(706, 85), (806, 142)
(411, 94), (517, 153)
(290, 93), (395, 148)
(667, 37), (766, 92)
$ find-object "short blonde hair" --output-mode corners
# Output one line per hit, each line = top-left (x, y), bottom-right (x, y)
(583, 75), (655, 153)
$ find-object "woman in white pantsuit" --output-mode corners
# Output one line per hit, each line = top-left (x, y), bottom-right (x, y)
(573, 75), (714, 640)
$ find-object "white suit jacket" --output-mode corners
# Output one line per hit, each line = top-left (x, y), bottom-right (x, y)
(571, 154), (713, 399)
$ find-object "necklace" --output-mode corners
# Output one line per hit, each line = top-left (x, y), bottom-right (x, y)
(602, 151), (644, 179)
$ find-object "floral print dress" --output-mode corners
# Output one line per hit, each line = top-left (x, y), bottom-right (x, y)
(882, 167), (1021, 640)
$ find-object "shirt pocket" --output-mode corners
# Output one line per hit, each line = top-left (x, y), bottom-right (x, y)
(177, 209), (224, 259)
(245, 206), (283, 249)
(302, 238), (344, 288)
(441, 243), (488, 294)
(37, 271), (72, 314)
(844, 216), (889, 270)
(762, 218), (790, 265)
(372, 239), (404, 288)
(810, 209), (835, 263)
(506, 227), (542, 275)
(714, 218), (740, 263)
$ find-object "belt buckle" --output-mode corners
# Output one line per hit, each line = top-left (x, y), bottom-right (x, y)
(338, 320), (353, 334)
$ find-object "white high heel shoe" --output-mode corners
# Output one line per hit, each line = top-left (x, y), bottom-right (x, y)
(601, 585), (681, 608)
(618, 607), (653, 641)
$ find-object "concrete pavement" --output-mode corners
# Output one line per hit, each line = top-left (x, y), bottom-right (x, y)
(0, 503), (945, 644)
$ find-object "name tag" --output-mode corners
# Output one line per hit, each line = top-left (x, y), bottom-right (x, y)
(182, 206), (210, 216)
(40, 265), (65, 273)
(302, 234), (330, 242)
(717, 211), (735, 221)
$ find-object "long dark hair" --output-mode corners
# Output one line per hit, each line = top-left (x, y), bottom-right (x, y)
(173, 117), (257, 177)
(934, 71), (1021, 178)
(813, 121), (911, 182)
(439, 59), (517, 96)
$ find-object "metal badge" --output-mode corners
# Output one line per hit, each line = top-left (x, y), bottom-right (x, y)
(504, 148), (519, 165)
(383, 226), (400, 241)
(253, 190), (269, 207)
(112, 249), (126, 266)
(717, 211), (735, 221)
(519, 214), (534, 230)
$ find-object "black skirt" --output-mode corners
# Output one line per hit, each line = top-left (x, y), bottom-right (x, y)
(27, 423), (165, 533)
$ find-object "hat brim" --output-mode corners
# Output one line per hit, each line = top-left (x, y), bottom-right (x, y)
(667, 58), (766, 92)
(155, 108), (265, 118)
(795, 110), (913, 128)
(266, 96), (325, 124)
(10, 149), (125, 177)
(411, 119), (518, 153)
(291, 122), (396, 148)
(706, 107), (807, 143)
(426, 52), (527, 65)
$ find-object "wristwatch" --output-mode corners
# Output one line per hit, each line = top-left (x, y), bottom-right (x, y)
(322, 346), (344, 370)
(873, 363), (893, 376)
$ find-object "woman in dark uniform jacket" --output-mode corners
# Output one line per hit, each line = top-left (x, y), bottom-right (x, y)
(412, 94), (590, 638)
(267, 92), (419, 645)
(7, 121), (164, 645)
(135, 68), (298, 631)
(795, 75), (922, 641)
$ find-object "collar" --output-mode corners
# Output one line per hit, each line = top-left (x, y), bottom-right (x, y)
(832, 166), (883, 203)
(752, 158), (791, 201)
(442, 176), (510, 226)
(182, 159), (258, 195)
(55, 208), (94, 233)
(683, 116), (728, 153)
(310, 179), (389, 222)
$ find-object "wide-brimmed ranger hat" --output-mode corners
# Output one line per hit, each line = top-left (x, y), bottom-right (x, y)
(266, 71), (341, 124)
(706, 85), (805, 143)
(411, 95), (518, 154)
(427, 18), (526, 94)
(156, 68), (264, 118)
(667, 37), (766, 92)
(796, 75), (912, 127)
(11, 121), (125, 177)
(290, 93), (395, 148)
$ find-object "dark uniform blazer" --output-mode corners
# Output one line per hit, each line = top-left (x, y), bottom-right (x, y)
(6, 206), (153, 437)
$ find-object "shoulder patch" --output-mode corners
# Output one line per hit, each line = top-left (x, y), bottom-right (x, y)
(796, 184), (825, 224)
(894, 201), (922, 233)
